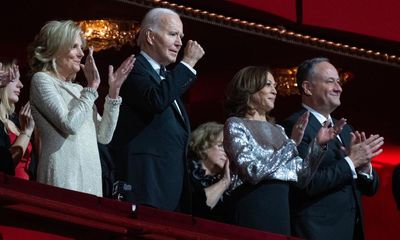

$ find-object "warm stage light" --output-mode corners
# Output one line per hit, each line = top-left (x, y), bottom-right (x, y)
(77, 19), (140, 52)
(273, 67), (353, 96)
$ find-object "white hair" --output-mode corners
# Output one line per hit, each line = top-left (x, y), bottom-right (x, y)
(136, 8), (179, 48)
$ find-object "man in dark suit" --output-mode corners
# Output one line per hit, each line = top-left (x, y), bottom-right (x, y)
(281, 57), (383, 240)
(110, 7), (204, 212)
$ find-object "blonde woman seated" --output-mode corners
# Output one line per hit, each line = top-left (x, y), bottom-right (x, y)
(0, 61), (37, 180)
(188, 122), (231, 221)
(28, 20), (135, 196)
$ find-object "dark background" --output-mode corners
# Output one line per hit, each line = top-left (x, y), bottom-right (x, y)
(1, 0), (399, 144)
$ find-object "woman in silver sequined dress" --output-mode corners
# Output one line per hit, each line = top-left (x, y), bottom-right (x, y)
(223, 66), (345, 235)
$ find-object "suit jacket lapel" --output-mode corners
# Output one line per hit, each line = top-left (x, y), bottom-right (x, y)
(175, 99), (190, 131)
(333, 118), (351, 148)
(306, 110), (323, 136)
(137, 54), (162, 83)
(138, 53), (189, 130)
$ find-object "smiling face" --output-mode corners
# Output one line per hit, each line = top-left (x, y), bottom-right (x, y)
(55, 34), (84, 80)
(303, 61), (342, 116)
(249, 72), (277, 114)
(6, 70), (23, 104)
(147, 13), (183, 66)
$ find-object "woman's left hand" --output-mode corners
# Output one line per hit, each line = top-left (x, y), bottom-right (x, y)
(108, 54), (135, 99)
(291, 111), (309, 146)
(19, 102), (35, 137)
(221, 158), (231, 190)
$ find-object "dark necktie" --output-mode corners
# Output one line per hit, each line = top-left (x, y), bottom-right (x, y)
(324, 120), (343, 143)
(323, 120), (333, 128)
(159, 66), (167, 79)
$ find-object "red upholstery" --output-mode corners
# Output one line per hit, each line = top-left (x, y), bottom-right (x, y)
(2, 145), (398, 239)
(0, 172), (298, 240)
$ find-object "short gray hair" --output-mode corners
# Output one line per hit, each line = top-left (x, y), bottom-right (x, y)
(136, 8), (179, 48)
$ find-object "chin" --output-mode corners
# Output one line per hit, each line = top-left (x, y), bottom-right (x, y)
(10, 97), (19, 104)
(168, 58), (177, 64)
(266, 105), (274, 111)
(217, 161), (226, 169)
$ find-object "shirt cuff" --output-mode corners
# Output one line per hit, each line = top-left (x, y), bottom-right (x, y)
(345, 156), (358, 179)
(105, 95), (122, 105)
(82, 87), (99, 101)
(357, 163), (374, 180)
(180, 61), (197, 75)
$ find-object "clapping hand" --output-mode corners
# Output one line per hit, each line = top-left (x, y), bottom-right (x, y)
(81, 46), (100, 90)
(346, 131), (384, 169)
(291, 111), (310, 146)
(221, 158), (231, 190)
(108, 54), (135, 99)
(316, 118), (347, 145)
(19, 102), (35, 137)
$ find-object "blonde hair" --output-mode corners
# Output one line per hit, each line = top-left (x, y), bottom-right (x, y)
(28, 20), (85, 80)
(0, 62), (16, 128)
(189, 122), (224, 161)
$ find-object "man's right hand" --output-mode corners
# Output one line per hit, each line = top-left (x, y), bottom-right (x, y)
(182, 40), (205, 68)
(348, 132), (384, 168)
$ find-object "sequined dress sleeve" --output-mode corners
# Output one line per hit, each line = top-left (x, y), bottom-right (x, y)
(223, 117), (325, 189)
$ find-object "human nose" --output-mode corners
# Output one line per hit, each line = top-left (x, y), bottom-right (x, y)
(175, 36), (182, 47)
(334, 81), (342, 92)
(77, 48), (84, 58)
(272, 85), (277, 94)
(17, 78), (23, 88)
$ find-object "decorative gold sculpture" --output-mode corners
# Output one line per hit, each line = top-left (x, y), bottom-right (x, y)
(77, 19), (140, 52)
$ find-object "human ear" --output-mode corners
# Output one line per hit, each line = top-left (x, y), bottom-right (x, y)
(146, 30), (155, 45)
(302, 81), (313, 96)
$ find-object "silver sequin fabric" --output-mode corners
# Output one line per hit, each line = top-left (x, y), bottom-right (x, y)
(224, 117), (325, 191)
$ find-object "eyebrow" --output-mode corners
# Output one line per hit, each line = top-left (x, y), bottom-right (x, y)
(266, 80), (277, 85)
(326, 77), (340, 81)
